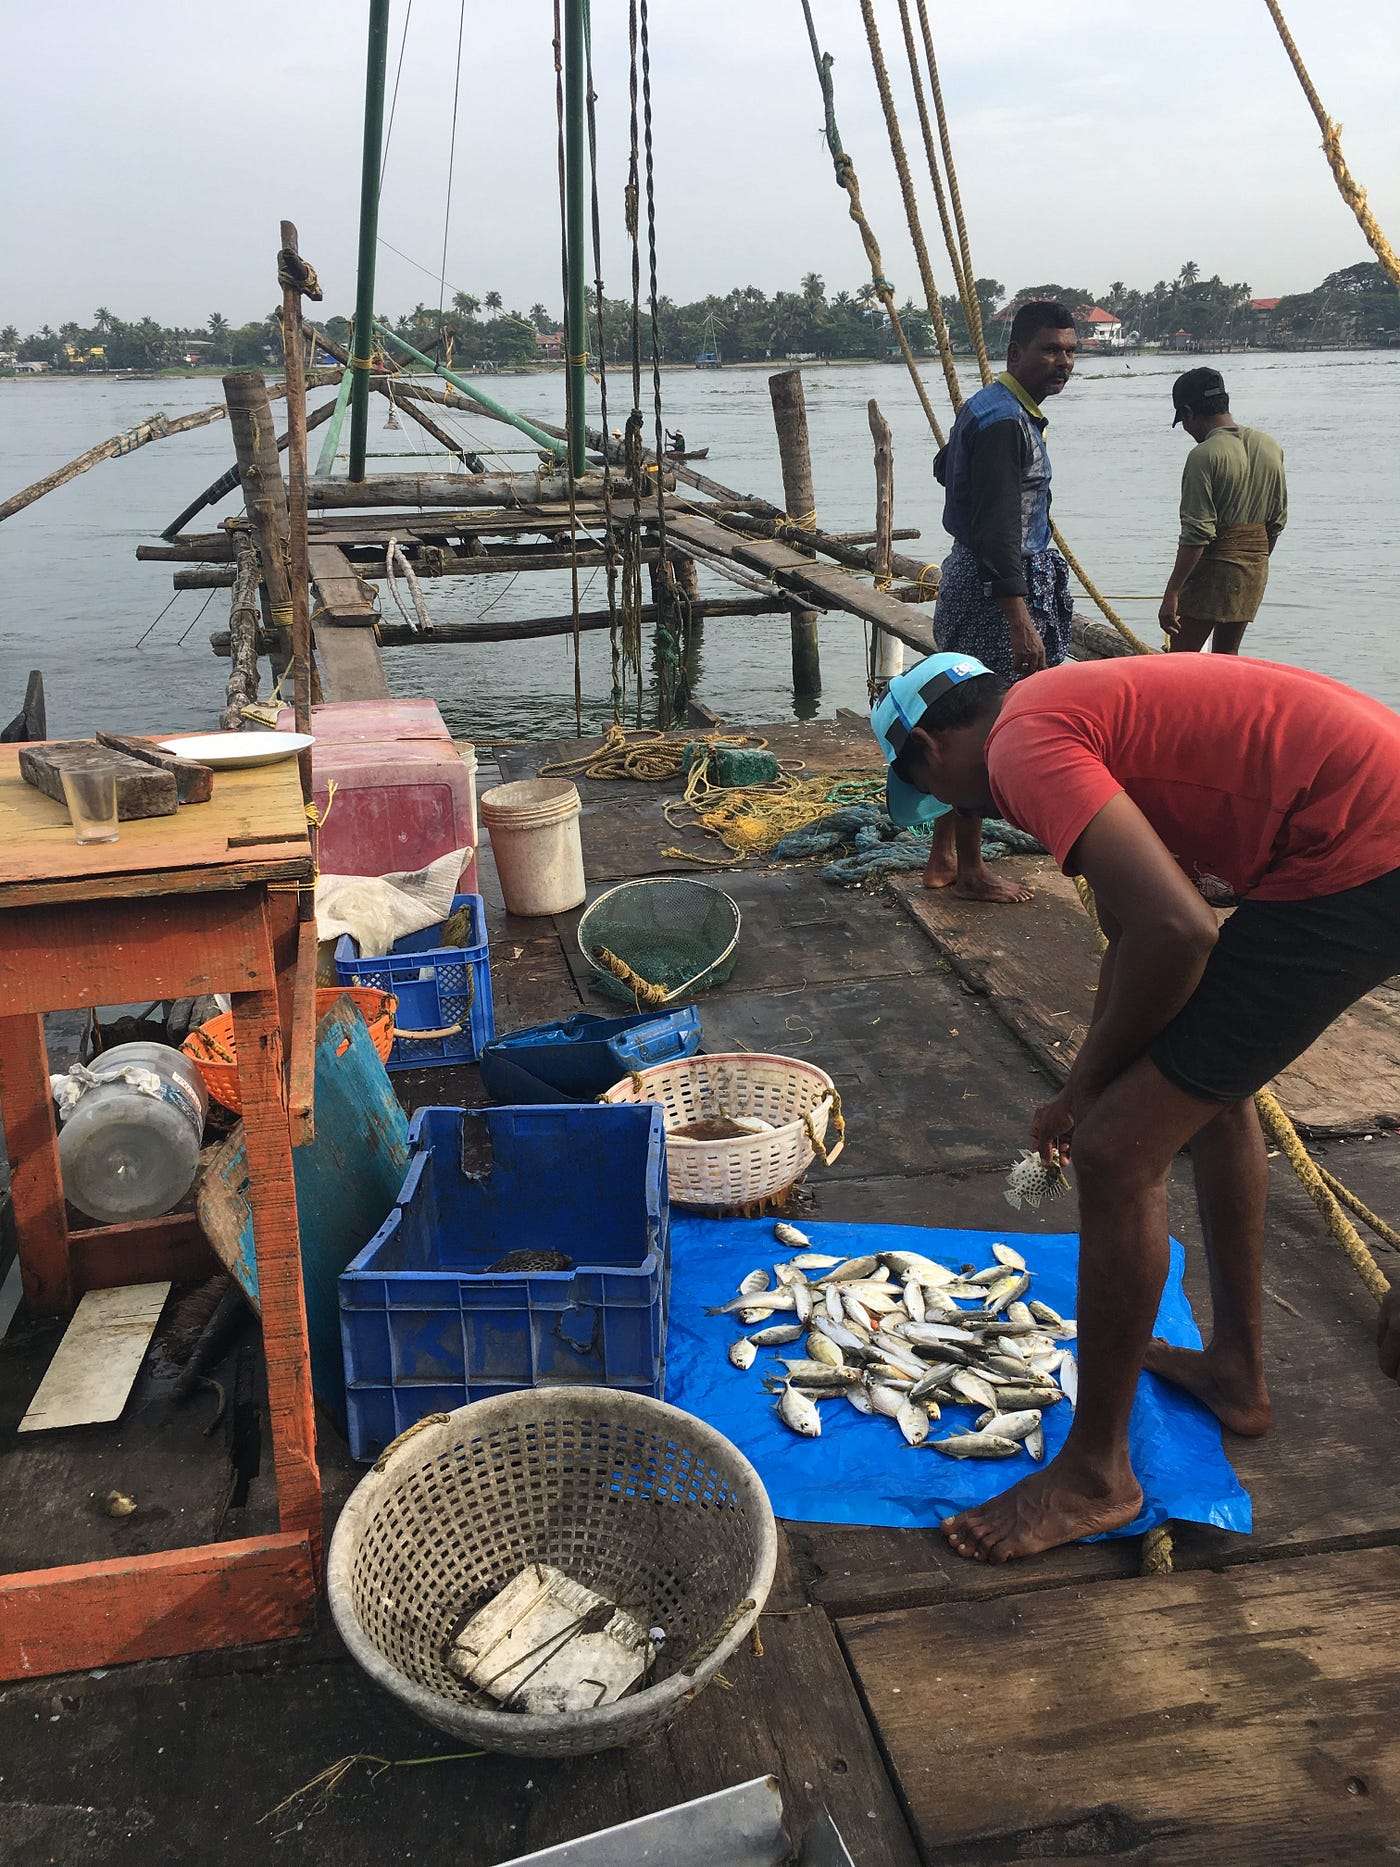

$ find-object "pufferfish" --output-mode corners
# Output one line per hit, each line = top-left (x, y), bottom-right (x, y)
(1004, 1148), (1070, 1211)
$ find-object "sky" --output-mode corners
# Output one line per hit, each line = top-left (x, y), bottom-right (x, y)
(3, 0), (1398, 331)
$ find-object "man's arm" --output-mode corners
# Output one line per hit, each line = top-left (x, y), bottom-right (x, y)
(1159, 540), (1205, 633)
(1032, 795), (1217, 1157)
(967, 422), (1047, 673)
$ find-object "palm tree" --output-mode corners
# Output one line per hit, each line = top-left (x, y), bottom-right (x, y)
(484, 290), (503, 315)
(92, 307), (115, 334)
(207, 312), (230, 363)
(801, 272), (826, 307)
(0, 324), (18, 351)
(1178, 260), (1201, 290)
(1108, 280), (1126, 308)
(452, 290), (480, 319)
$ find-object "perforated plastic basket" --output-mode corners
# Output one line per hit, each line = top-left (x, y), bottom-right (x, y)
(326, 1390), (777, 1756)
(601, 1051), (845, 1211)
(334, 893), (495, 1070)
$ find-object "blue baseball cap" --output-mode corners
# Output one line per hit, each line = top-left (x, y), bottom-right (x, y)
(871, 651), (992, 828)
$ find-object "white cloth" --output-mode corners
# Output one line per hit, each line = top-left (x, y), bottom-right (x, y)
(314, 846), (471, 959)
(51, 1062), (162, 1121)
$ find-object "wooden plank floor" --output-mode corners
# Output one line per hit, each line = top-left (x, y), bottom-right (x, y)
(890, 865), (1400, 1137)
(839, 1546), (1400, 1863)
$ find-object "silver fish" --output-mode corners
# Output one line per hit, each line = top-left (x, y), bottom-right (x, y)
(728, 1337), (757, 1371)
(880, 1251), (954, 1283)
(777, 1385), (821, 1437)
(812, 1315), (864, 1354)
(749, 1322), (805, 1347)
(707, 1288), (796, 1318)
(926, 1433), (1020, 1460)
(916, 1287), (964, 1321)
(790, 1253), (843, 1270)
(866, 1381), (907, 1420)
(993, 1242), (1027, 1271)
(1059, 1353), (1078, 1406)
(815, 1255), (880, 1285)
(993, 1334), (1030, 1362)
(793, 1282), (814, 1325)
(1025, 1424), (1045, 1462)
(908, 1367), (957, 1405)
(976, 1409), (1042, 1442)
(805, 1331), (845, 1368)
(824, 1284), (844, 1325)
(868, 1338), (925, 1378)
(949, 1369), (999, 1412)
(1028, 1299), (1063, 1328)
(897, 1399), (931, 1447)
(994, 1384), (1064, 1412)
(866, 1361), (916, 1387)
(774, 1262), (809, 1288)
(896, 1321), (978, 1347)
(1005, 1301), (1035, 1330)
(968, 1265), (1008, 1288)
(779, 1358), (861, 1386)
(774, 1221), (811, 1248)
(738, 1268), (772, 1298)
(843, 1285), (902, 1314)
(843, 1294), (875, 1332)
(738, 1306), (775, 1325)
(845, 1385), (875, 1416)
(1055, 1319), (1078, 1340)
(904, 1280), (926, 1324)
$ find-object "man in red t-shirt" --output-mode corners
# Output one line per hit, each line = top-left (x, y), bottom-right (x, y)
(871, 650), (1400, 1562)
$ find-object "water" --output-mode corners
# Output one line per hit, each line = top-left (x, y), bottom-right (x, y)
(2, 349), (1396, 740)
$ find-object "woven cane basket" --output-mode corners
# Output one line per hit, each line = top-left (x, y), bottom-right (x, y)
(326, 1390), (777, 1758)
(601, 1051), (845, 1210)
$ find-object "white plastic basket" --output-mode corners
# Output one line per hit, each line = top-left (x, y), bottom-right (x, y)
(601, 1051), (845, 1211)
(327, 1391), (777, 1758)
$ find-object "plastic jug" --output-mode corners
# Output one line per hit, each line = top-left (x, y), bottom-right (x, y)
(53, 1041), (208, 1225)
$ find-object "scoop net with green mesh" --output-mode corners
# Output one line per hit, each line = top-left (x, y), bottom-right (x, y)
(578, 878), (742, 1005)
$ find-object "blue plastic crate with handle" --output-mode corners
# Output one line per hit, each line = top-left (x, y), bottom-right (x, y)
(338, 1102), (670, 1462)
(334, 892), (494, 1070)
(479, 1006), (702, 1104)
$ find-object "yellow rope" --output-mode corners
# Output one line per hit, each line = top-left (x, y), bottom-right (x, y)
(1264, 0), (1400, 291)
(1053, 528), (1155, 655)
(912, 0), (992, 382)
(858, 0), (963, 412)
(1140, 1525), (1175, 1575)
(1314, 1164), (1400, 1255)
(596, 945), (669, 1008)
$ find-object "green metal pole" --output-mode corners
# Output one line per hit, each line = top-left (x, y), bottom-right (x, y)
(564, 0), (588, 477)
(348, 0), (391, 481)
(314, 363), (356, 478)
(373, 323), (568, 459)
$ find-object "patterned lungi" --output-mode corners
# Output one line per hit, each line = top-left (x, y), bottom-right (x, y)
(933, 541), (1073, 681)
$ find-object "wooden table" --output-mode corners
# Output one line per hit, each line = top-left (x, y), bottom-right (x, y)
(0, 746), (323, 1680)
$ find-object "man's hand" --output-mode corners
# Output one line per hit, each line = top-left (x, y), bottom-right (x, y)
(1031, 1086), (1076, 1164)
(1378, 1287), (1400, 1381)
(1159, 592), (1181, 636)
(1011, 620), (1048, 675)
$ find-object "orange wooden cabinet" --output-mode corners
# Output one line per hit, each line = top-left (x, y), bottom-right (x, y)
(0, 747), (323, 1680)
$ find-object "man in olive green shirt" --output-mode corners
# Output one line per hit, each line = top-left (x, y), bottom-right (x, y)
(1159, 367), (1287, 654)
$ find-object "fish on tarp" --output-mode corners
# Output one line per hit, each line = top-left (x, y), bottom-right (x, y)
(926, 1432), (1021, 1460)
(777, 1385), (821, 1437)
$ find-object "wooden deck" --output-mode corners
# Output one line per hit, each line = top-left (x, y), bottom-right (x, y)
(3, 721), (1400, 1862)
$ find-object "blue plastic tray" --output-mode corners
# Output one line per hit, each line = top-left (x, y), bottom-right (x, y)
(479, 1007), (701, 1104)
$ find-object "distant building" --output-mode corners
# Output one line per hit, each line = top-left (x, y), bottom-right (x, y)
(1163, 329), (1197, 353)
(534, 330), (563, 360)
(1077, 306), (1124, 350)
(13, 360), (50, 373)
(1246, 296), (1282, 344)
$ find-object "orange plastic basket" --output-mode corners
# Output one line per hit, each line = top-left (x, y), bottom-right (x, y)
(183, 987), (398, 1113)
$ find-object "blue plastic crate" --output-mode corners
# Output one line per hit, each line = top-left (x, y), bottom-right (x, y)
(338, 1102), (670, 1461)
(334, 892), (495, 1070)
(479, 1007), (702, 1105)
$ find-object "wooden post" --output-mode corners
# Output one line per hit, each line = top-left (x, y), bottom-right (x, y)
(767, 369), (822, 696)
(277, 220), (322, 781)
(220, 538), (262, 730)
(868, 399), (904, 685)
(224, 372), (295, 677)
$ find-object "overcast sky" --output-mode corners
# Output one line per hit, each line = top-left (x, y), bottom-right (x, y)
(5, 0), (1397, 331)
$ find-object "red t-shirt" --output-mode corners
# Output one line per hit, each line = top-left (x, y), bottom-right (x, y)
(986, 657), (1400, 904)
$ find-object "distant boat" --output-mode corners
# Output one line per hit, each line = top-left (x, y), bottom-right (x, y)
(695, 352), (722, 370)
(665, 447), (709, 460)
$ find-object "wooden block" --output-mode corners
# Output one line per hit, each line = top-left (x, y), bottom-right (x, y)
(19, 741), (178, 819)
(838, 1546), (1400, 1863)
(95, 731), (214, 804)
(18, 1282), (171, 1432)
(0, 1533), (316, 1681)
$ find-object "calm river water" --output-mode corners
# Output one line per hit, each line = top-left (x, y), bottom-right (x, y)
(1, 349), (1395, 739)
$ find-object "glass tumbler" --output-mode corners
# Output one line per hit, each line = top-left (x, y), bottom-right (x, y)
(60, 764), (120, 844)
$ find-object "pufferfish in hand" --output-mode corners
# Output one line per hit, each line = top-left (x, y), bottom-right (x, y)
(1004, 1148), (1070, 1211)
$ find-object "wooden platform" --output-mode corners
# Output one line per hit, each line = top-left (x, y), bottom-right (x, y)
(889, 863), (1400, 1137)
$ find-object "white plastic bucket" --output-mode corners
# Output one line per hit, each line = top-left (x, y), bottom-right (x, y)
(480, 778), (586, 917)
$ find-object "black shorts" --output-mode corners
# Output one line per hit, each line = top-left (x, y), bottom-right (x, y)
(1148, 864), (1400, 1105)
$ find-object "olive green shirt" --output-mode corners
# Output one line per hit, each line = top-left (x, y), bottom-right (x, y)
(1178, 424), (1288, 547)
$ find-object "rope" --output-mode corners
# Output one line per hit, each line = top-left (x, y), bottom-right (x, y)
(384, 537), (434, 634)
(553, 0), (585, 734)
(1263, 0), (1400, 291)
(437, 0), (467, 327)
(911, 0), (991, 381)
(798, 0), (947, 450)
(679, 1597), (757, 1677)
(1052, 526), (1155, 655)
(858, 0), (963, 411)
(1140, 1525), (1175, 1575)
(582, 2), (624, 722)
(596, 945), (669, 1008)
(1255, 1088), (1390, 1304)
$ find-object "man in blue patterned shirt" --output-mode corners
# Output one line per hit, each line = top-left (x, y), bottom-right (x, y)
(924, 300), (1077, 901)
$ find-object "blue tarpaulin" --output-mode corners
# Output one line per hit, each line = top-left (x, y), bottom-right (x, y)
(665, 1217), (1251, 1540)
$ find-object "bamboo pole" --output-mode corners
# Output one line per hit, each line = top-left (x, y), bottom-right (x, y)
(158, 383), (341, 540)
(304, 320), (481, 466)
(0, 405), (227, 526)
(224, 372), (295, 675)
(305, 470), (609, 509)
(562, 0), (588, 476)
(349, 0), (391, 479)
(220, 537), (262, 728)
(768, 369), (822, 696)
(313, 362), (356, 477)
(868, 398), (903, 682)
(278, 220), (321, 767)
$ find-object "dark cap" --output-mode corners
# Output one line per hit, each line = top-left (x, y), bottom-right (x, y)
(1172, 366), (1228, 425)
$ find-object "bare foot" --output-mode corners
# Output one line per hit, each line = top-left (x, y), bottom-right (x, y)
(950, 866), (1033, 905)
(941, 1450), (1142, 1563)
(922, 855), (957, 891)
(1142, 1338), (1272, 1436)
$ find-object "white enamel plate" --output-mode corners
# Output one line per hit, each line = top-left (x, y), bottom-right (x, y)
(158, 732), (314, 770)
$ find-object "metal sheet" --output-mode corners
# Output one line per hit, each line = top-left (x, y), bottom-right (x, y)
(493, 1774), (788, 1867)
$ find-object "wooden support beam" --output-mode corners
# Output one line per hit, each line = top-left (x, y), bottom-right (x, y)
(868, 399), (903, 684)
(224, 372), (295, 672)
(176, 542), (634, 589)
(221, 537), (263, 729)
(307, 544), (391, 702)
(305, 470), (611, 509)
(768, 370), (822, 696)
